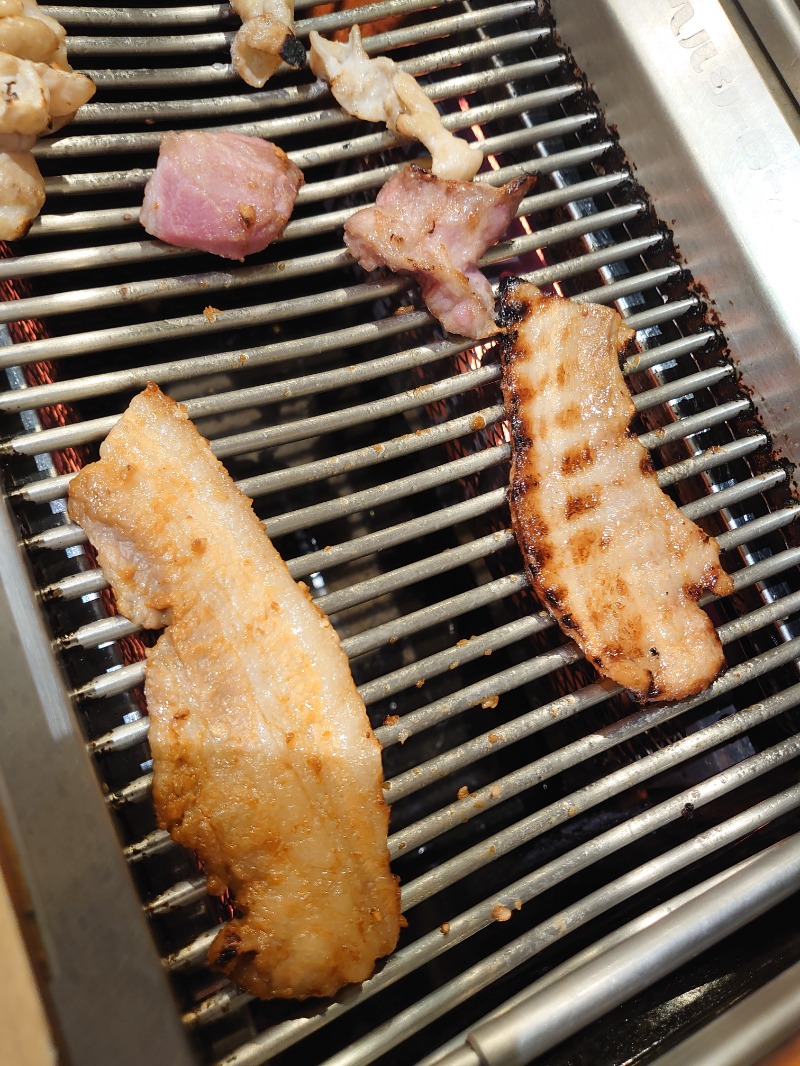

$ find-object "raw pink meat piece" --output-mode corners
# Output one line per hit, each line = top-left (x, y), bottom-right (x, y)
(140, 130), (303, 261)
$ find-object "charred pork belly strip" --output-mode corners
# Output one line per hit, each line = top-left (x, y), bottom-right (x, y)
(231, 0), (305, 88)
(499, 280), (733, 702)
(309, 25), (482, 182)
(139, 131), (303, 261)
(68, 385), (400, 1000)
(344, 164), (533, 339)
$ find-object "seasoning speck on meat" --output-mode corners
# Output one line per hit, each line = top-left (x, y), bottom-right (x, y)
(500, 280), (733, 702)
(344, 164), (533, 339)
(67, 384), (400, 1000)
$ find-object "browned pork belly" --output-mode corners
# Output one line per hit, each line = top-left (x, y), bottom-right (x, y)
(500, 280), (733, 702)
(68, 385), (400, 1000)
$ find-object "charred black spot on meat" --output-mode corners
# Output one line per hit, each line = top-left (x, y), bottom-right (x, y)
(279, 32), (307, 68)
(497, 280), (530, 328)
(565, 493), (600, 519)
(646, 677), (663, 702)
(560, 613), (581, 634)
(544, 586), (564, 611)
(640, 452), (655, 476)
(561, 445), (594, 476)
(214, 929), (242, 965)
(500, 329), (520, 357)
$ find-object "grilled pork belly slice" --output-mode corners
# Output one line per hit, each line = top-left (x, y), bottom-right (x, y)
(67, 384), (400, 1000)
(230, 0), (305, 88)
(139, 131), (303, 261)
(500, 280), (733, 702)
(344, 164), (533, 339)
(309, 24), (482, 182)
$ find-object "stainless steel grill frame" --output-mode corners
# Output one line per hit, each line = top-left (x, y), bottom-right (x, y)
(1, 2), (800, 1065)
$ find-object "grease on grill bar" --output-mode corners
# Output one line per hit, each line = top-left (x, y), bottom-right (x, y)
(1, 3), (800, 1066)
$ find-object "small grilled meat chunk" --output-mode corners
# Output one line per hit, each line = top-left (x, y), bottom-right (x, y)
(230, 0), (305, 88)
(344, 164), (533, 339)
(309, 24), (482, 182)
(139, 131), (303, 261)
(0, 2), (94, 239)
(500, 280), (733, 702)
(67, 385), (401, 1000)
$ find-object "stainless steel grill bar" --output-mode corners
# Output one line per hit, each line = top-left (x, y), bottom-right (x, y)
(23, 150), (619, 242)
(73, 80), (328, 126)
(416, 849), (781, 1066)
(40, 135), (608, 199)
(99, 594), (800, 817)
(1, 226), (656, 375)
(59, 0), (471, 57)
(187, 730), (800, 1035)
(462, 829), (800, 1066)
(319, 771), (800, 1066)
(28, 385), (763, 541)
(648, 957), (800, 1066)
(637, 398), (752, 450)
(0, 200), (643, 324)
(3, 286), (708, 468)
(34, 52), (568, 160)
(42, 5), (235, 28)
(205, 728), (800, 1060)
(85, 64), (238, 90)
(1, 316), (449, 429)
(385, 613), (800, 814)
(621, 331), (717, 375)
(34, 428), (783, 610)
(74, 52), (561, 126)
(84, 540), (800, 759)
(397, 651), (800, 895)
(76, 17), (545, 92)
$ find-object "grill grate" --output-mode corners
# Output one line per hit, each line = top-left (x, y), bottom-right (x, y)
(2, 3), (800, 1065)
